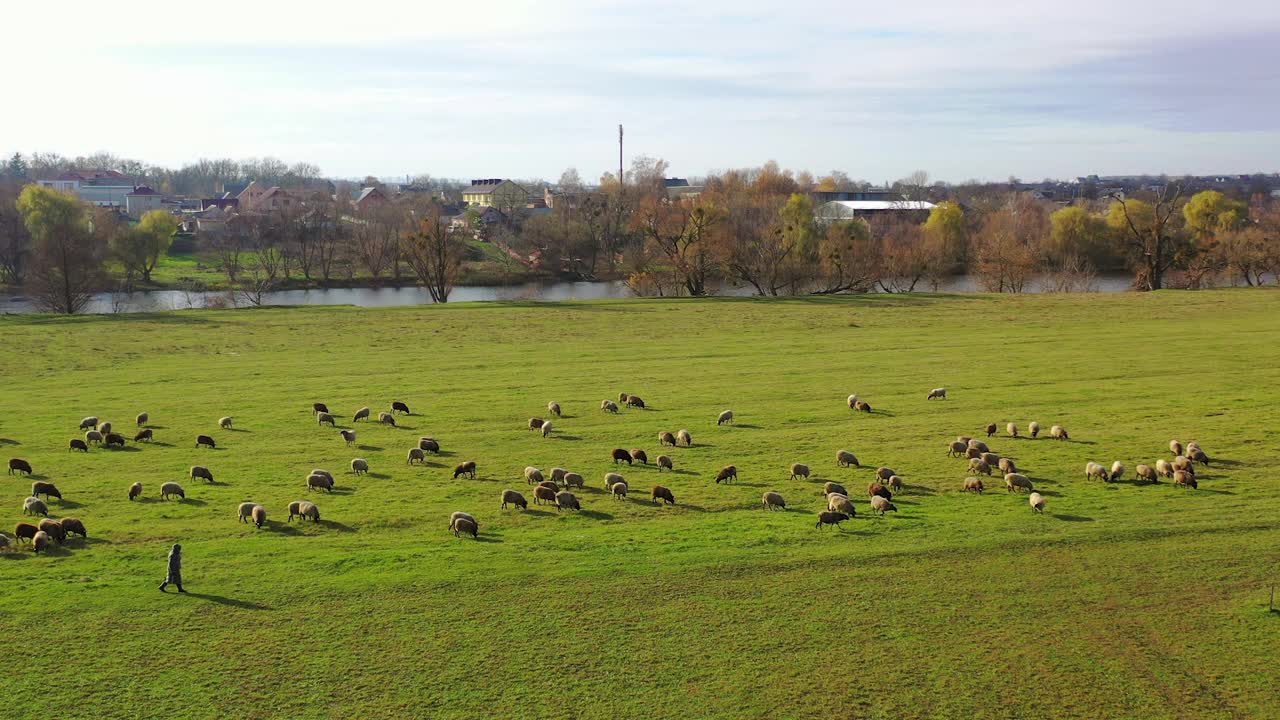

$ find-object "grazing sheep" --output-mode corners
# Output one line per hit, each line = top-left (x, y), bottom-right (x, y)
(449, 511), (477, 529)
(1050, 425), (1069, 441)
(887, 475), (904, 493)
(1174, 470), (1198, 489)
(68, 438), (89, 452)
(715, 465), (738, 484)
(980, 452), (1000, 468)
(985, 423), (997, 438)
(627, 395), (646, 409)
(32, 531), (50, 554)
(1007, 423), (1019, 439)
(104, 432), (126, 448)
(454, 461), (477, 480)
(98, 421), (112, 434)
(549, 468), (568, 485)
(407, 448), (425, 465)
(1173, 455), (1193, 472)
(134, 429), (153, 442)
(962, 477), (985, 493)
(651, 486), (676, 505)
(946, 441), (966, 458)
(190, 466), (214, 483)
(452, 517), (479, 538)
(313, 403), (329, 415)
(657, 455), (673, 471)
(251, 505), (267, 528)
(867, 483), (892, 500)
(38, 519), (65, 544)
(629, 449), (648, 465)
(288, 501), (320, 523)
(1169, 439), (1183, 456)
(238, 502), (258, 524)
(823, 482), (847, 497)
(563, 472), (585, 489)
(340, 430), (357, 445)
(537, 480), (559, 493)
(501, 489), (528, 510)
(418, 437), (440, 454)
(219, 417), (233, 430)
(533, 486), (558, 505)
(1029, 492), (1046, 513)
(353, 407), (371, 422)
(601, 400), (619, 414)
(378, 412), (396, 427)
(659, 431), (677, 447)
(854, 400), (872, 413)
(927, 387), (947, 400)
(837, 449), (860, 467)
(1028, 421), (1040, 438)
(555, 491), (581, 511)
(603, 472), (625, 490)
(1005, 473), (1033, 493)
(528, 417), (545, 431)
(9, 458), (33, 475)
(351, 458), (369, 475)
(1136, 464), (1158, 483)
(762, 491), (787, 511)
(14, 523), (38, 543)
(717, 410), (734, 425)
(815, 511), (850, 529)
(670, 431), (690, 450)
(612, 448), (633, 465)
(828, 493), (856, 516)
(1189, 448), (1211, 466)
(31, 481), (62, 501)
(541, 422), (553, 438)
(525, 467), (545, 485)
(311, 469), (334, 482)
(610, 481), (629, 500)
(1085, 462), (1108, 481)
(308, 474), (335, 494)
(548, 401), (561, 417)
(876, 467), (895, 481)
(847, 394), (858, 409)
(136, 412), (148, 427)
(317, 412), (336, 427)
(968, 439), (989, 453)
(85, 430), (103, 445)
(79, 416), (98, 430)
(966, 447), (982, 460)
(59, 517), (87, 539)
(1155, 459), (1175, 478)
(23, 497), (48, 516)
(998, 457), (1018, 475)
(1110, 461), (1126, 482)
(870, 495), (898, 515)
(957, 435), (973, 445)
(196, 434), (216, 449)
(128, 482), (143, 501)
(619, 392), (630, 403)
(392, 401), (411, 415)
(789, 463), (811, 480)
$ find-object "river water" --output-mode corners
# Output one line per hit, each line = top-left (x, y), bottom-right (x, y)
(0, 275), (1139, 314)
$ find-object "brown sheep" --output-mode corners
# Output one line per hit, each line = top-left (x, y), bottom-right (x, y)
(627, 395), (646, 409)
(501, 489), (528, 510)
(837, 450), (860, 467)
(419, 437), (440, 454)
(854, 400), (872, 413)
(68, 438), (89, 452)
(965, 447), (982, 460)
(38, 519), (65, 544)
(8, 458), (33, 475)
(946, 441), (966, 457)
(136, 412), (149, 427)
(962, 477), (985, 493)
(659, 431), (677, 447)
(392, 401), (411, 415)
(190, 466), (214, 483)
(822, 482), (847, 497)
(533, 485), (558, 505)
(762, 491), (786, 511)
(651, 486), (676, 505)
(31, 482), (62, 501)
(1174, 470), (1198, 489)
(313, 403), (329, 415)
(537, 480), (559, 493)
(196, 434), (216, 449)
(128, 482), (143, 500)
(657, 455), (673, 471)
(14, 522), (39, 543)
(630, 449), (649, 465)
(452, 517), (479, 538)
(715, 465), (738, 484)
(998, 457), (1017, 475)
(868, 482), (892, 500)
(32, 531), (50, 553)
(619, 392), (630, 403)
(134, 429), (154, 442)
(378, 412), (396, 426)
(875, 467), (895, 481)
(611, 448), (633, 465)
(815, 511), (850, 529)
(985, 423), (997, 437)
(790, 463), (811, 480)
(528, 417), (545, 431)
(980, 452), (1000, 468)
(453, 461), (477, 479)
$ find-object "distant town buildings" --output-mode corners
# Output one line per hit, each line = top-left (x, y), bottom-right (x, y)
(462, 179), (529, 209)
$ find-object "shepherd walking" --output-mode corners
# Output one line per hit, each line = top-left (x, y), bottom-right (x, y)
(158, 543), (186, 593)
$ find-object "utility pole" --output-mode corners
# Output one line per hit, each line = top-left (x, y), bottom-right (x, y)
(618, 124), (624, 189)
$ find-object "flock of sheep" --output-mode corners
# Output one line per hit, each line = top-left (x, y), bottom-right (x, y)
(2, 385), (1214, 554)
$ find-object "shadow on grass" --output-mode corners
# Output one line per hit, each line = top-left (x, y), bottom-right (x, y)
(179, 498), (208, 506)
(81, 536), (112, 545)
(186, 592), (271, 610)
(1036, 489), (1064, 497)
(106, 445), (142, 452)
(1193, 487), (1234, 495)
(365, 472), (391, 480)
(1211, 458), (1240, 467)
(318, 519), (356, 532)
(53, 499), (84, 509)
(732, 423), (763, 429)
(0, 551), (32, 560)
(147, 442), (175, 448)
(472, 535), (503, 543)
(1052, 513), (1094, 522)
(228, 428), (251, 433)
(470, 475), (503, 483)
(578, 510), (614, 520)
(356, 445), (383, 452)
(26, 473), (50, 481)
(554, 435), (581, 441)
(328, 487), (355, 495)
(667, 469), (700, 476)
(0, 438), (21, 445)
(265, 520), (300, 535)
(903, 485), (937, 496)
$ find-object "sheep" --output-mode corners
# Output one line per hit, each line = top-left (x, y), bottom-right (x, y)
(59, 517), (87, 539)
(717, 410), (734, 426)
(715, 465), (738, 484)
(962, 477), (985, 493)
(407, 448), (425, 465)
(1110, 461), (1126, 482)
(14, 523), (39, 543)
(550, 468), (568, 485)
(563, 472), (585, 489)
(68, 438), (89, 452)
(9, 458), (33, 475)
(104, 432), (126, 448)
(677, 429), (693, 447)
(97, 421), (112, 434)
(317, 412), (336, 427)
(1155, 459), (1175, 478)
(659, 431), (677, 447)
(652, 486), (676, 505)
(837, 449), (861, 467)
(340, 430), (357, 445)
(311, 469), (334, 482)
(927, 387), (947, 400)
(619, 392), (630, 403)
(525, 467), (545, 485)
(887, 475), (904, 493)
(1174, 470), (1198, 489)
(828, 493), (856, 516)
(1028, 421), (1040, 439)
(1189, 448), (1211, 466)
(452, 517), (479, 538)
(219, 417), (233, 430)
(453, 461), (477, 480)
(39, 519), (65, 544)
(1173, 455), (1193, 473)
(0, 533), (9, 551)
(980, 452), (1000, 468)
(288, 501), (321, 523)
(528, 417), (545, 431)
(134, 429), (154, 442)
(541, 422), (553, 438)
(867, 483), (891, 500)
(998, 457), (1018, 475)
(533, 485), (558, 505)
(537, 480), (559, 492)
(1085, 462), (1108, 481)
(610, 481), (629, 500)
(847, 394), (858, 409)
(968, 439), (989, 453)
(612, 448), (633, 465)
(870, 495), (898, 515)
(418, 437), (440, 454)
(1005, 473), (1033, 493)
(629, 448), (648, 464)
(815, 511), (849, 529)
(31, 482), (62, 501)
(190, 466), (214, 483)
(762, 491), (787, 511)
(966, 447), (982, 460)
(378, 412), (396, 427)
(238, 502), (258, 524)
(657, 455), (673, 471)
(23, 497), (48, 516)
(985, 423), (997, 438)
(351, 458), (369, 475)
(555, 491), (581, 511)
(501, 489), (528, 510)
(1050, 425), (1069, 441)
(136, 412), (148, 426)
(85, 430), (103, 445)
(946, 441), (966, 458)
(353, 407), (371, 422)
(601, 400), (619, 414)
(1007, 423), (1019, 439)
(128, 482), (143, 500)
(627, 395), (646, 409)
(603, 472), (625, 489)
(251, 505), (267, 528)
(1029, 492), (1046, 513)
(79, 416), (98, 430)
(548, 401), (561, 417)
(957, 435), (973, 445)
(1135, 464), (1158, 483)
(790, 463), (811, 481)
(392, 401), (411, 415)
(196, 434), (216, 449)
(32, 531), (50, 553)
(313, 403), (329, 415)
(306, 474), (333, 492)
(876, 467), (896, 481)
(449, 511), (477, 529)
(1169, 439), (1183, 456)
(854, 400), (872, 413)
(822, 482), (847, 497)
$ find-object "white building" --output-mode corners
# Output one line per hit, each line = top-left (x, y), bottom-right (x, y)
(125, 186), (164, 216)
(815, 200), (937, 223)
(37, 170), (135, 207)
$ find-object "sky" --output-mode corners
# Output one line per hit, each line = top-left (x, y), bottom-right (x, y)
(5, 0), (1279, 183)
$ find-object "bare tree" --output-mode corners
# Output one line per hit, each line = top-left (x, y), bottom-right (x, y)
(972, 194), (1047, 293)
(635, 196), (720, 296)
(403, 208), (465, 302)
(1108, 185), (1186, 290)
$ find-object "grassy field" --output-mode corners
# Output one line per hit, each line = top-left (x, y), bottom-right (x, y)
(1, 290), (1279, 720)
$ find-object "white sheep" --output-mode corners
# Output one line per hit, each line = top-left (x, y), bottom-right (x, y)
(610, 481), (629, 500)
(677, 429), (692, 446)
(846, 394), (858, 409)
(827, 493), (856, 515)
(1050, 425), (1069, 441)
(1029, 492), (1045, 513)
(541, 421), (552, 438)
(1028, 421), (1040, 438)
(927, 387), (947, 400)
(525, 467), (545, 485)
(1109, 461), (1125, 482)
(1006, 423), (1019, 438)
(1085, 462), (1108, 481)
